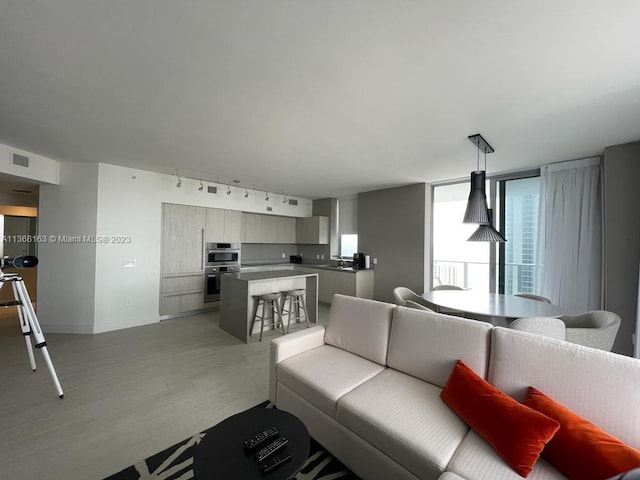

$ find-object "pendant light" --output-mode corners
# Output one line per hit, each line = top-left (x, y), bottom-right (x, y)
(463, 134), (506, 243)
(467, 208), (506, 242)
(463, 134), (492, 224)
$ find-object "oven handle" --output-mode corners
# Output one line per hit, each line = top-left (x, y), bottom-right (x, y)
(201, 228), (204, 270)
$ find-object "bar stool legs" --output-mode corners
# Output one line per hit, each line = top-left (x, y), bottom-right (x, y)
(251, 293), (285, 341)
(281, 289), (311, 333)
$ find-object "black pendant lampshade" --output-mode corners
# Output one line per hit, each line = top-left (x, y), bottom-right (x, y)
(467, 209), (507, 243)
(462, 170), (490, 224)
(463, 134), (506, 242)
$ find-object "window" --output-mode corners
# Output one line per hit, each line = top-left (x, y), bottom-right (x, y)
(340, 234), (358, 258)
(432, 171), (540, 292)
(432, 183), (490, 290)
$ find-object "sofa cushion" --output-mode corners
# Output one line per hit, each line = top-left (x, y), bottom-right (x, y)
(447, 430), (566, 480)
(489, 328), (640, 449)
(524, 386), (640, 480)
(277, 344), (385, 417)
(336, 368), (469, 480)
(440, 360), (559, 478)
(324, 294), (395, 365)
(387, 307), (493, 387)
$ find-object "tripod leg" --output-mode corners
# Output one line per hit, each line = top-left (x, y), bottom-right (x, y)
(12, 281), (37, 371)
(15, 279), (65, 399)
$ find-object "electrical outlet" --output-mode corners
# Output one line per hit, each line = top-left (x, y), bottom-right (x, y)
(321, 254), (325, 259)
(316, 254), (320, 259)
(373, 257), (378, 265)
(281, 252), (285, 258)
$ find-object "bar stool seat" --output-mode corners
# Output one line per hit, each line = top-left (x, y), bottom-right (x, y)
(280, 289), (311, 333)
(251, 292), (285, 341)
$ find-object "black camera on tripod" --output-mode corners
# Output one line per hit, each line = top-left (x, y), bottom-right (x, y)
(0, 255), (39, 269)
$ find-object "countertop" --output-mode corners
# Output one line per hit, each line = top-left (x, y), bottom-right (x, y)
(227, 270), (319, 281)
(241, 262), (369, 273)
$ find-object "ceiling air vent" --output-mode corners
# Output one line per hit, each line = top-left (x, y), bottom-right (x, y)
(288, 199), (298, 206)
(207, 186), (217, 194)
(12, 153), (29, 168)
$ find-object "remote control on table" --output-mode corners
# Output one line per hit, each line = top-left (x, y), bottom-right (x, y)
(244, 427), (279, 451)
(261, 451), (292, 474)
(255, 437), (288, 462)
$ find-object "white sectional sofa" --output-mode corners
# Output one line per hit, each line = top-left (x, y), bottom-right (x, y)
(269, 294), (640, 480)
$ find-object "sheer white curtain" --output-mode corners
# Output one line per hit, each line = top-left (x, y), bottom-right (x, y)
(536, 157), (602, 314)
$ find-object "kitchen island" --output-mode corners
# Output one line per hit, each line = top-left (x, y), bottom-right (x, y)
(219, 270), (319, 343)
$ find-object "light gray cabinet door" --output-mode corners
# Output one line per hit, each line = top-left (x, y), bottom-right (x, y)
(223, 210), (242, 242)
(296, 216), (329, 244)
(276, 216), (297, 243)
(205, 208), (225, 242)
(162, 204), (205, 275)
(243, 213), (264, 243)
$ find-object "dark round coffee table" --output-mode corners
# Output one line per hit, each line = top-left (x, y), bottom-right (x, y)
(193, 407), (309, 480)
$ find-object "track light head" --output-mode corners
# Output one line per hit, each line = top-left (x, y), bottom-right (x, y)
(198, 179), (204, 191)
(244, 189), (249, 198)
(265, 192), (269, 201)
(176, 177), (182, 188)
(226, 186), (231, 195)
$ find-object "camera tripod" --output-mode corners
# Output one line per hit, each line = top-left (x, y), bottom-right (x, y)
(0, 273), (64, 398)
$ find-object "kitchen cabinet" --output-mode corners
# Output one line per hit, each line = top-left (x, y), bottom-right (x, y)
(296, 216), (329, 244)
(205, 208), (242, 242)
(294, 266), (374, 303)
(160, 203), (206, 316)
(242, 213), (297, 244)
(162, 204), (205, 275)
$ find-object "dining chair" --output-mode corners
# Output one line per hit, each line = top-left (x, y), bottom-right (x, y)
(509, 317), (566, 340)
(515, 293), (552, 304)
(392, 287), (433, 310)
(559, 310), (621, 351)
(404, 300), (434, 312)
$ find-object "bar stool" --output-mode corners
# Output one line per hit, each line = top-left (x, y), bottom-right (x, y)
(251, 293), (285, 341)
(280, 289), (310, 333)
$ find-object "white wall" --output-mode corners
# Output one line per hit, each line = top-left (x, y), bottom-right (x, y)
(37, 163), (98, 333)
(39, 162), (313, 333)
(0, 143), (60, 184)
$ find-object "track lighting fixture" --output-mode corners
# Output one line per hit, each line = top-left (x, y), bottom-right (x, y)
(226, 184), (232, 195)
(265, 192), (269, 201)
(198, 179), (204, 191)
(282, 192), (288, 204)
(244, 188), (249, 198)
(176, 173), (182, 188)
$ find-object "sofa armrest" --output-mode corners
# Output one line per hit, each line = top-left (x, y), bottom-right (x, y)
(269, 325), (326, 403)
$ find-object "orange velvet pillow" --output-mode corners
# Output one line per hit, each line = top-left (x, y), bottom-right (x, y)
(440, 360), (559, 477)
(523, 387), (640, 480)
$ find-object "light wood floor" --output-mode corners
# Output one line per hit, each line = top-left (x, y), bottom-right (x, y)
(0, 305), (329, 480)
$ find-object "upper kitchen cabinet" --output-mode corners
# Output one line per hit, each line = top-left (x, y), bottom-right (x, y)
(162, 203), (206, 275)
(242, 213), (296, 243)
(296, 216), (329, 244)
(205, 208), (242, 242)
(276, 216), (296, 243)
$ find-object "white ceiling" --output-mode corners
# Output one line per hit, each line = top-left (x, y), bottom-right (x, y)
(1, 1), (639, 199)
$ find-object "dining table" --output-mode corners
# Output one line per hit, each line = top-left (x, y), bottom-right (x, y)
(421, 290), (565, 326)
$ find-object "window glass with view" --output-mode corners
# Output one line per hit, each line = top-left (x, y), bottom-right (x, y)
(432, 175), (540, 293)
(433, 183), (490, 290)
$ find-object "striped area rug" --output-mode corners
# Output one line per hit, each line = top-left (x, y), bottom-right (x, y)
(104, 401), (359, 480)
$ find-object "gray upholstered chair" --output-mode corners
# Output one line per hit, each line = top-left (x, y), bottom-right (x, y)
(559, 310), (621, 351)
(392, 287), (433, 310)
(404, 300), (434, 312)
(509, 317), (566, 340)
(515, 293), (552, 304)
(432, 284), (464, 291)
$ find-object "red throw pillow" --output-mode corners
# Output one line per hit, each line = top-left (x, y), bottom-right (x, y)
(440, 360), (559, 477)
(524, 387), (640, 480)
